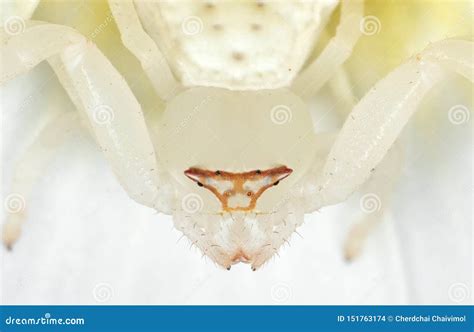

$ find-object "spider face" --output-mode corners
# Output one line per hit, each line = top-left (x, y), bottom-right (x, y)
(153, 87), (315, 269)
(184, 166), (293, 212)
(154, 87), (316, 213)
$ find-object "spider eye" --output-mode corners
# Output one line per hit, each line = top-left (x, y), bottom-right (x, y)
(247, 191), (253, 197)
(215, 170), (221, 175)
(273, 181), (279, 186)
(256, 170), (261, 174)
(197, 182), (204, 187)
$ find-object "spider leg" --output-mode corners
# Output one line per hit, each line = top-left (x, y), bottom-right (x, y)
(108, 0), (182, 101)
(1, 22), (175, 214)
(303, 39), (473, 212)
(291, 0), (363, 100)
(328, 66), (358, 118)
(343, 141), (404, 261)
(2, 112), (78, 249)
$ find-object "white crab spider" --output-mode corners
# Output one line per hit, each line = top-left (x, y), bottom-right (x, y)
(1, 0), (472, 271)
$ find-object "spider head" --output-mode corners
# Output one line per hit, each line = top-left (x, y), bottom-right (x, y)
(156, 87), (315, 270)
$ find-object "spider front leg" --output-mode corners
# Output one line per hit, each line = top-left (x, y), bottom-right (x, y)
(291, 0), (363, 100)
(1, 23), (175, 246)
(109, 0), (182, 101)
(303, 39), (473, 212)
(2, 112), (78, 249)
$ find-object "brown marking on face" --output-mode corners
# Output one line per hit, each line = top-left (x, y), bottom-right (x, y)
(184, 166), (292, 212)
